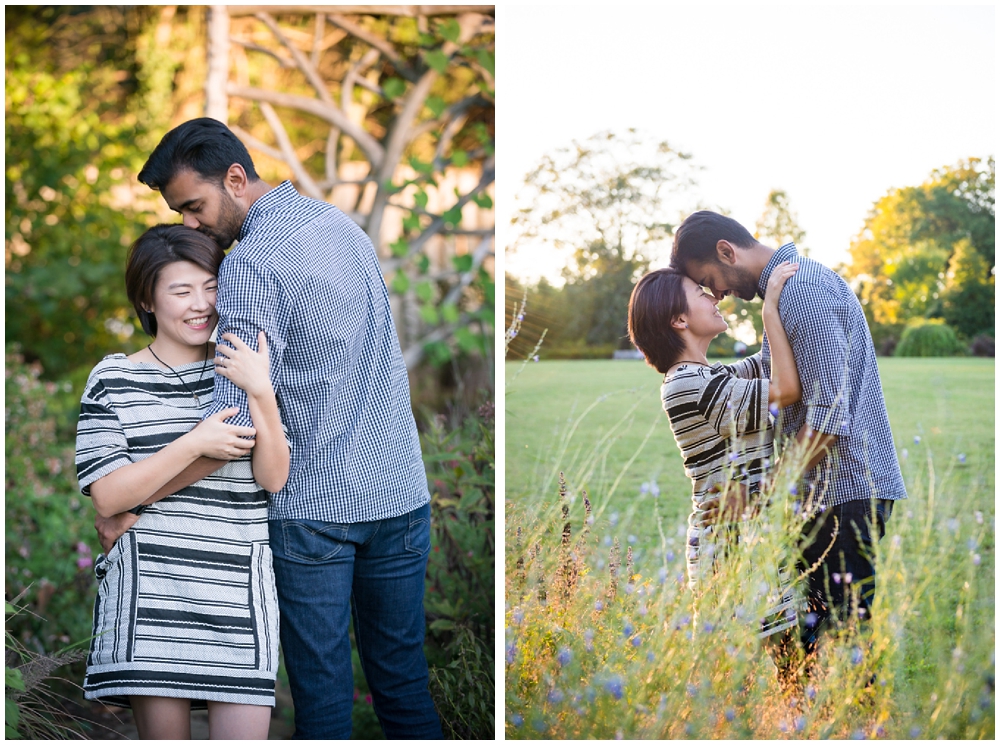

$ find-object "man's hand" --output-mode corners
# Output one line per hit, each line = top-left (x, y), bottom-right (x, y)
(95, 511), (139, 554)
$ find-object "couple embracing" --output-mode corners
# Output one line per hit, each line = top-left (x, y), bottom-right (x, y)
(75, 119), (442, 739)
(628, 211), (907, 668)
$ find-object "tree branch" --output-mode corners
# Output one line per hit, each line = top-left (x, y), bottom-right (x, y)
(327, 12), (417, 81)
(227, 84), (384, 169)
(228, 6), (494, 19)
(230, 37), (296, 68)
(256, 12), (335, 106)
(442, 233), (493, 306)
(311, 12), (325, 67)
(258, 102), (324, 199)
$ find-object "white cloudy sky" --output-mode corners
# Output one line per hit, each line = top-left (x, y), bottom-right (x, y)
(498, 4), (996, 284)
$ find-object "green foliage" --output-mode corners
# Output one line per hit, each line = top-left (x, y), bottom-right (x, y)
(895, 319), (965, 357)
(421, 403), (495, 738)
(846, 158), (995, 340)
(755, 189), (809, 256)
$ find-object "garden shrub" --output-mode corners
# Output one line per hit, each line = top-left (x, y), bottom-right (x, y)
(970, 333), (995, 357)
(894, 319), (964, 357)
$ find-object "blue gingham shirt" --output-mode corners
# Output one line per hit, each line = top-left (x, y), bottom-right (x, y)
(759, 244), (907, 506)
(207, 181), (430, 522)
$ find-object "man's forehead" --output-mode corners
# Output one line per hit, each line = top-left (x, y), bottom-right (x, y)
(162, 170), (213, 204)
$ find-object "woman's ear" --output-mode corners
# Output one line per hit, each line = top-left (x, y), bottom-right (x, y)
(671, 316), (688, 331)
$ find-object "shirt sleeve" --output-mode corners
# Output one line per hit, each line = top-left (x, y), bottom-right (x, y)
(75, 368), (131, 497)
(779, 281), (851, 436)
(695, 368), (771, 437)
(206, 256), (287, 429)
(721, 352), (765, 379)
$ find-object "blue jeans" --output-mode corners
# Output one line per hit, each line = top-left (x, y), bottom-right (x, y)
(269, 503), (442, 739)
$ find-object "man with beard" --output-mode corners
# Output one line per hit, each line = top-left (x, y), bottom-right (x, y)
(669, 211), (907, 664)
(95, 118), (442, 739)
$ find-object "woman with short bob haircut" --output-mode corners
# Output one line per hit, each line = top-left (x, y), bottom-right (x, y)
(76, 224), (288, 739)
(627, 263), (802, 640)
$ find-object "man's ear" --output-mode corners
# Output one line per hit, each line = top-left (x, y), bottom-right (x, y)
(716, 239), (737, 266)
(224, 164), (249, 199)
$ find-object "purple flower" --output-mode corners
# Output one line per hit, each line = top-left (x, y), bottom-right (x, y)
(512, 608), (524, 625)
(703, 621), (715, 633)
(647, 651), (655, 662)
(532, 355), (539, 362)
(547, 688), (564, 703)
(604, 676), (624, 699)
(789, 484), (798, 496)
(505, 641), (517, 664)
(769, 402), (779, 417)
(851, 646), (864, 665)
(804, 613), (818, 628)
(650, 482), (661, 496)
(76, 556), (93, 569)
(725, 708), (735, 722)
(557, 647), (572, 666)
(595, 600), (604, 612)
(901, 448), (908, 460)
(75, 542), (91, 554)
(795, 716), (806, 732)
(686, 683), (698, 697)
(631, 636), (641, 647)
(623, 622), (634, 636)
(957, 453), (966, 464)
(805, 684), (817, 701)
(909, 727), (921, 738)
(509, 713), (523, 728)
(665, 550), (675, 563)
(913, 435), (921, 444)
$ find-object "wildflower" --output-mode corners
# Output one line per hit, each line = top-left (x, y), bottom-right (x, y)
(665, 549), (675, 563)
(548, 688), (564, 703)
(805, 684), (817, 701)
(729, 452), (739, 461)
(623, 621), (634, 636)
(804, 613), (818, 628)
(532, 355), (539, 362)
(909, 727), (921, 738)
(627, 534), (637, 544)
(604, 676), (624, 699)
(778, 720), (788, 732)
(364, 693), (372, 705)
(875, 725), (886, 738)
(789, 483), (798, 496)
(510, 330), (518, 338)
(686, 683), (698, 697)
(769, 402), (779, 417)
(703, 621), (715, 633)
(957, 453), (966, 464)
(640, 482), (650, 494)
(901, 448), (908, 459)
(615, 730), (624, 740)
(658, 566), (668, 583)
(947, 518), (959, 532)
(975, 510), (984, 524)
(557, 647), (572, 667)
(647, 651), (655, 662)
(795, 716), (806, 732)
(610, 512), (620, 527)
(891, 535), (901, 548)
(763, 457), (770, 467)
(624, 583), (635, 595)
(913, 435), (920, 444)
(603, 535), (613, 547)
(532, 717), (546, 733)
(725, 708), (736, 722)
(639, 603), (648, 617)
(973, 553), (981, 566)
(77, 555), (93, 570)
(584, 629), (595, 652)
(851, 646), (864, 665)
(833, 573), (841, 584)
(967, 537), (978, 551)
(631, 636), (641, 647)
(505, 642), (517, 664)
(509, 713), (524, 728)
(851, 729), (865, 740)
(650, 482), (660, 496)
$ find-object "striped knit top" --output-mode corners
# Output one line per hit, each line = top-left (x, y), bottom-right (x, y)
(661, 355), (772, 526)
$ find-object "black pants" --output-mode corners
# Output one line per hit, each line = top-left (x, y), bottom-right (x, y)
(798, 499), (893, 653)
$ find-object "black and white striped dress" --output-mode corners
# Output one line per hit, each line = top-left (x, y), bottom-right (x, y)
(662, 357), (797, 639)
(75, 354), (279, 708)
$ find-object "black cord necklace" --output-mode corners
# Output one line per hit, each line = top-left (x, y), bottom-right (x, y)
(147, 341), (210, 400)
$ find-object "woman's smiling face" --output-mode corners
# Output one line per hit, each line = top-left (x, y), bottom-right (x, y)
(679, 275), (728, 338)
(148, 261), (218, 348)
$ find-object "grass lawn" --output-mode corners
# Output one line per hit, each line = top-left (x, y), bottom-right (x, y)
(505, 357), (994, 536)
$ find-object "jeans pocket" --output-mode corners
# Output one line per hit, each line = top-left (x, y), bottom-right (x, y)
(404, 505), (431, 556)
(280, 520), (350, 562)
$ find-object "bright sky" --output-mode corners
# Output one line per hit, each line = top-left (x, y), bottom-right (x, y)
(499, 4), (996, 285)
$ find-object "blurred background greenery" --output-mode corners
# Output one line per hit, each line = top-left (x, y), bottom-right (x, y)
(6, 5), (494, 739)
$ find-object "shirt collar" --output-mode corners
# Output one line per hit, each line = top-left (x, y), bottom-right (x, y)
(757, 242), (799, 299)
(238, 180), (297, 241)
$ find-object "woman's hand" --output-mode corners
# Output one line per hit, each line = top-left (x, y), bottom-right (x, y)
(763, 261), (798, 317)
(697, 482), (753, 524)
(184, 407), (256, 460)
(215, 331), (273, 400)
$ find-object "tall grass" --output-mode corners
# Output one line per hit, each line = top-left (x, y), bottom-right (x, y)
(504, 376), (994, 739)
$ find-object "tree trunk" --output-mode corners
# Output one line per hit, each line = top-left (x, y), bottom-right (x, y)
(205, 6), (230, 121)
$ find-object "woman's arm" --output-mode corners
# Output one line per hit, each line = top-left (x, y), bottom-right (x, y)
(215, 331), (290, 493)
(762, 262), (802, 408)
(89, 408), (257, 518)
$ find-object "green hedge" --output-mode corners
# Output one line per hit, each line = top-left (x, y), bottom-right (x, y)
(895, 319), (965, 357)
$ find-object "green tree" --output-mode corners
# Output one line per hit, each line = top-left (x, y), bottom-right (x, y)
(754, 188), (808, 256)
(845, 157), (994, 339)
(509, 130), (701, 352)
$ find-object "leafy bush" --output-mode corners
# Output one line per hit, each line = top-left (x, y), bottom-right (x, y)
(421, 402), (495, 738)
(543, 342), (619, 360)
(970, 334), (995, 357)
(894, 319), (965, 357)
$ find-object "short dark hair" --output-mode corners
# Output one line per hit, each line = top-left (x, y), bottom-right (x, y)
(126, 224), (226, 337)
(137, 117), (259, 191)
(670, 211), (756, 274)
(627, 268), (690, 374)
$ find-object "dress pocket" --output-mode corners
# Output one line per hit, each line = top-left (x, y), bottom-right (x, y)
(250, 542), (280, 673)
(89, 531), (140, 666)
